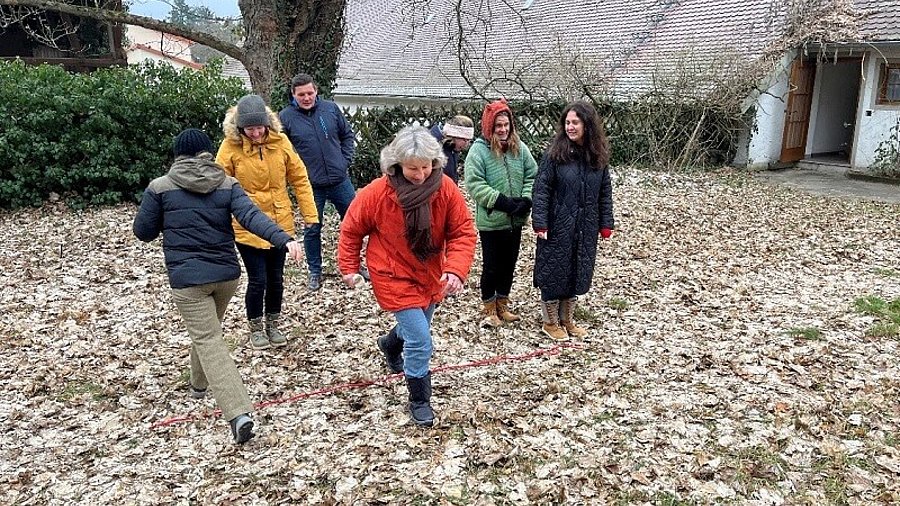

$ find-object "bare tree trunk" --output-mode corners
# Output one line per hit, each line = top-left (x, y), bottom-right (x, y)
(240, 0), (345, 102)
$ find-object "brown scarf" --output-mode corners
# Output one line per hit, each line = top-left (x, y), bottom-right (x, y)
(388, 167), (443, 261)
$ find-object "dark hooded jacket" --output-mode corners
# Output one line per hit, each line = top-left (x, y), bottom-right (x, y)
(429, 123), (461, 184)
(133, 153), (293, 289)
(531, 152), (614, 297)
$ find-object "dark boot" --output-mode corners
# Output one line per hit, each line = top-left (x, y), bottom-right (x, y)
(406, 373), (435, 427)
(376, 327), (404, 373)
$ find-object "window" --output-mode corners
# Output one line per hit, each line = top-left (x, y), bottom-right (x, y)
(878, 63), (900, 104)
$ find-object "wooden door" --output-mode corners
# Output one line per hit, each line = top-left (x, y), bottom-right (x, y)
(780, 59), (816, 163)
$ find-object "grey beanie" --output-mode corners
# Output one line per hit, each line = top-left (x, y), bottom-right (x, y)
(236, 94), (271, 128)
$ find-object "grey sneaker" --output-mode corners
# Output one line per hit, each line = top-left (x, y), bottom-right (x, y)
(266, 313), (287, 347)
(189, 386), (207, 399)
(229, 414), (254, 444)
(249, 316), (270, 350)
(308, 273), (322, 291)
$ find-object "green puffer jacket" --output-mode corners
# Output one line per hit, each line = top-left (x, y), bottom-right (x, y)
(464, 138), (538, 231)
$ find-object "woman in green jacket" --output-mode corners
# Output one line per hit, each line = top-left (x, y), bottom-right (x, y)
(464, 99), (538, 327)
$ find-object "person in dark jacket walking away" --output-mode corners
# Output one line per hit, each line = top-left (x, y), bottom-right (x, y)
(217, 94), (319, 350)
(464, 99), (538, 327)
(279, 73), (362, 291)
(532, 101), (614, 340)
(429, 115), (475, 184)
(338, 126), (476, 427)
(134, 128), (305, 444)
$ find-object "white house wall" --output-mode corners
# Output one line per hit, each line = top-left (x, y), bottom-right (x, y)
(742, 70), (790, 169)
(852, 49), (900, 169)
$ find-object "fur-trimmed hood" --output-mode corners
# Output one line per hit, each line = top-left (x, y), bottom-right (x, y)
(222, 105), (284, 143)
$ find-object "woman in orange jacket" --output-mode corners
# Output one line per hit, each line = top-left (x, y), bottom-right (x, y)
(338, 126), (476, 427)
(216, 94), (319, 350)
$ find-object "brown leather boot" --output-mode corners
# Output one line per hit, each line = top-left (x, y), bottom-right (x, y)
(481, 300), (503, 328)
(540, 300), (568, 340)
(495, 297), (521, 322)
(560, 297), (588, 338)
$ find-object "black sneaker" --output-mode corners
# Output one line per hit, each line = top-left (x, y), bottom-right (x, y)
(308, 273), (322, 291)
(229, 414), (254, 444)
(359, 266), (371, 282)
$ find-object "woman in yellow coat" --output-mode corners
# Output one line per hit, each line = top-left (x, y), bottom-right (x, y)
(216, 94), (318, 350)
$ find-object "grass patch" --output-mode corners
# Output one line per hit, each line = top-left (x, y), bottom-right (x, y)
(787, 326), (822, 340)
(607, 297), (629, 310)
(575, 305), (599, 322)
(57, 380), (106, 402)
(853, 295), (900, 338)
(872, 267), (899, 278)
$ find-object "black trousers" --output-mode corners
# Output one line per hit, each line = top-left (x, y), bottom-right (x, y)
(236, 243), (286, 320)
(479, 227), (523, 301)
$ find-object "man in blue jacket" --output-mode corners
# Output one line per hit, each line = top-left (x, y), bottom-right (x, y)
(279, 73), (358, 291)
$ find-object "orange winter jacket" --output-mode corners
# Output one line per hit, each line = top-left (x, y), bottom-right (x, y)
(216, 107), (318, 249)
(338, 175), (476, 312)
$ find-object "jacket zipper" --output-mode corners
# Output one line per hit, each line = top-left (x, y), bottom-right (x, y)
(504, 155), (514, 228)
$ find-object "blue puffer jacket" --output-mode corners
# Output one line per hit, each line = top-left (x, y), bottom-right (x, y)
(279, 97), (355, 187)
(133, 154), (293, 289)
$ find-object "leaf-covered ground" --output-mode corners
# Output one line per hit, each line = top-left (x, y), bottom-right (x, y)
(1, 168), (898, 505)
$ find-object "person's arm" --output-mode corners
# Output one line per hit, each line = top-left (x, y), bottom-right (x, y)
(133, 188), (162, 242)
(531, 157), (555, 236)
(337, 185), (373, 276)
(215, 142), (235, 177)
(598, 165), (614, 235)
(336, 106), (355, 166)
(442, 185), (477, 285)
(520, 143), (538, 199)
(284, 146), (319, 224)
(463, 144), (505, 210)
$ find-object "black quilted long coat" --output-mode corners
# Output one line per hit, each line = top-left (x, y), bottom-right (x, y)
(531, 154), (614, 299)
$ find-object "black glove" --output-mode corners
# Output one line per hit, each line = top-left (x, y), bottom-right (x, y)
(492, 193), (517, 214)
(512, 197), (532, 217)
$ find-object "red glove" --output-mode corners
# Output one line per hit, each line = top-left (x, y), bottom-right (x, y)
(600, 228), (613, 239)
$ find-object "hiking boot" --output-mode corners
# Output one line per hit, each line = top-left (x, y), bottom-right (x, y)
(481, 299), (503, 328)
(496, 296), (521, 322)
(308, 273), (322, 291)
(406, 373), (434, 427)
(266, 313), (288, 347)
(560, 297), (588, 338)
(229, 413), (254, 444)
(540, 300), (569, 341)
(249, 317), (270, 349)
(377, 327), (404, 373)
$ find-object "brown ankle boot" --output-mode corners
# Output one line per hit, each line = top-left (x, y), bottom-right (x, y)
(495, 297), (521, 322)
(560, 298), (588, 338)
(540, 300), (568, 340)
(481, 300), (503, 328)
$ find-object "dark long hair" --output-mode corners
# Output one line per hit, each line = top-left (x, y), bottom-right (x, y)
(546, 101), (610, 169)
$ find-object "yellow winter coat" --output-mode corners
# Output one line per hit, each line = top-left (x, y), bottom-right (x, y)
(216, 106), (319, 249)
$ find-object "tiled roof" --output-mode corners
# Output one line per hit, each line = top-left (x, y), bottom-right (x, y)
(856, 0), (900, 41)
(335, 0), (900, 100)
(221, 56), (252, 90)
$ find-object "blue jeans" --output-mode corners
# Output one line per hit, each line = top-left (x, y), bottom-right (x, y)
(236, 243), (286, 319)
(393, 304), (436, 378)
(304, 178), (356, 276)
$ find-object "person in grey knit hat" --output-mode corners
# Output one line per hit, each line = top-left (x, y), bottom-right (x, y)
(216, 94), (319, 351)
(236, 95), (272, 129)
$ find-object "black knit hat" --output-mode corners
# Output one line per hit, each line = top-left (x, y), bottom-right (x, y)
(173, 128), (213, 157)
(236, 94), (271, 128)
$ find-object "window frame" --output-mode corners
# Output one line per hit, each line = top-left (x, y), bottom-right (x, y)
(877, 62), (900, 105)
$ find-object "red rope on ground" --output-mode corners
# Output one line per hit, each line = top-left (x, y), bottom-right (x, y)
(149, 342), (585, 430)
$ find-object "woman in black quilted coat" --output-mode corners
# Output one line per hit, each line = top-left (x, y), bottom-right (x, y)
(532, 101), (614, 340)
